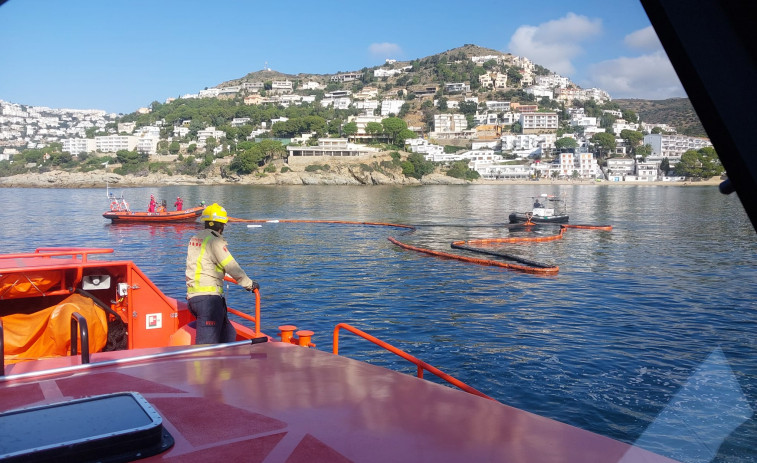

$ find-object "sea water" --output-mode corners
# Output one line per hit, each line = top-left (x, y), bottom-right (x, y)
(1, 184), (755, 463)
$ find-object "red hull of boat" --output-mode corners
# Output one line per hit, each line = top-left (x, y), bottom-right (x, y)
(103, 206), (203, 223)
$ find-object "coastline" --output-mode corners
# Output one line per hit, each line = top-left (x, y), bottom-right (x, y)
(0, 169), (723, 188)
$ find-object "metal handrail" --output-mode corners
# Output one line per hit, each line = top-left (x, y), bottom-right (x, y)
(226, 288), (261, 337)
(70, 312), (90, 364)
(0, 319), (4, 376)
(332, 323), (494, 401)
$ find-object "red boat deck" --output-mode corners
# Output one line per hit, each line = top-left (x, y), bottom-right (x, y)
(0, 342), (677, 462)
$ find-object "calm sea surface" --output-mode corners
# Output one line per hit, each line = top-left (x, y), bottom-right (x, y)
(1, 184), (755, 462)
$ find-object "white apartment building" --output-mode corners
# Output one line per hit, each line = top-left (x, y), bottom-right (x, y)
(535, 74), (571, 88)
(558, 152), (601, 178)
(286, 138), (379, 157)
(198, 88), (220, 98)
(485, 101), (510, 112)
(95, 135), (137, 153)
(612, 120), (639, 136)
(355, 100), (379, 113)
(643, 133), (713, 161)
(242, 82), (264, 92)
(520, 112), (558, 134)
(555, 87), (611, 105)
(433, 113), (467, 133)
(473, 161), (533, 180)
(525, 86), (554, 100)
(299, 81), (321, 90)
(571, 115), (598, 127)
(374, 69), (402, 78)
(478, 72), (507, 89)
(381, 99), (404, 117)
(444, 82), (470, 93)
(197, 127), (225, 145)
(271, 80), (293, 94)
(406, 138), (444, 160)
(330, 72), (362, 83)
(636, 161), (660, 181)
(62, 138), (96, 155)
(605, 158), (636, 180)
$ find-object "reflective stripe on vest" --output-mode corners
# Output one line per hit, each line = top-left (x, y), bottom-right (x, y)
(188, 234), (224, 294)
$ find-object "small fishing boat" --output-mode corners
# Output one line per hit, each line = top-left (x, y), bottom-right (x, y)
(0, 247), (675, 462)
(509, 193), (569, 224)
(103, 205), (203, 223)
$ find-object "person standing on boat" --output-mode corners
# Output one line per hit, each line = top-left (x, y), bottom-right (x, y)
(148, 195), (157, 213)
(185, 203), (259, 344)
(174, 196), (183, 211)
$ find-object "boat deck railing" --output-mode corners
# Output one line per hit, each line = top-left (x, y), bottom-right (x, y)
(332, 322), (495, 401)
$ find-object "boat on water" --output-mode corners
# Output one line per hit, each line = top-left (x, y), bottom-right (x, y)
(103, 205), (204, 223)
(0, 247), (676, 462)
(509, 194), (569, 224)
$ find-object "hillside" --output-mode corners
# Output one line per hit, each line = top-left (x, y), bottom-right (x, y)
(615, 98), (707, 137)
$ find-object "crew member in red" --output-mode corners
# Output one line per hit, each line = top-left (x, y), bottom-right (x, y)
(174, 196), (183, 211)
(147, 194), (156, 212)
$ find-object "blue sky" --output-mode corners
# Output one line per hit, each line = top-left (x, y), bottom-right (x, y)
(0, 0), (685, 114)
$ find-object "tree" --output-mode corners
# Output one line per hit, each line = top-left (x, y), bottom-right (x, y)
(382, 117), (408, 145)
(590, 132), (617, 158)
(620, 129), (644, 152)
(659, 157), (670, 174)
(458, 101), (478, 116)
(342, 121), (358, 137)
(674, 147), (723, 178)
(554, 137), (578, 151)
(396, 128), (417, 147)
(169, 141), (181, 154)
(365, 122), (383, 136)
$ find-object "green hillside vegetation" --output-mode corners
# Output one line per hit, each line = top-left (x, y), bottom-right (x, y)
(1, 44), (708, 182)
(614, 98), (706, 137)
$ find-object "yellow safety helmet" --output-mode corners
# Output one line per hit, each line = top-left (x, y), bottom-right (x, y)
(201, 203), (228, 224)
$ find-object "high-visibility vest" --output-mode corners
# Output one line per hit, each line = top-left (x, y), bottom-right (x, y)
(185, 229), (252, 297)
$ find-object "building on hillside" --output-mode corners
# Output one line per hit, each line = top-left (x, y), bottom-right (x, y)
(444, 82), (470, 94)
(478, 72), (508, 89)
(525, 86), (554, 100)
(286, 138), (379, 157)
(242, 82), (264, 92)
(485, 101), (510, 112)
(557, 151), (601, 178)
(520, 112), (558, 134)
(381, 99), (404, 117)
(94, 135), (138, 153)
(299, 81), (321, 90)
(535, 74), (571, 88)
(604, 158), (636, 181)
(643, 133), (713, 162)
(636, 161), (660, 181)
(330, 72), (362, 83)
(271, 80), (293, 94)
(433, 113), (467, 134)
(62, 138), (96, 155)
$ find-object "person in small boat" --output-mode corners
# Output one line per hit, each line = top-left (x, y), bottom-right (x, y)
(148, 194), (157, 212)
(185, 203), (259, 344)
(533, 199), (543, 209)
(174, 196), (183, 211)
(157, 200), (167, 213)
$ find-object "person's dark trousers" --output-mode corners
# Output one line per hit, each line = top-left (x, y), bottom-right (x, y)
(188, 295), (237, 344)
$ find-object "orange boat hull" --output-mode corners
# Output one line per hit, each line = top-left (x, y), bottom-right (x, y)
(103, 206), (203, 223)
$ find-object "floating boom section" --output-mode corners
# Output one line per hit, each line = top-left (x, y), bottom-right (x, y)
(229, 218), (612, 275)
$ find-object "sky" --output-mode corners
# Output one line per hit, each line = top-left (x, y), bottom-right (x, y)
(0, 0), (686, 115)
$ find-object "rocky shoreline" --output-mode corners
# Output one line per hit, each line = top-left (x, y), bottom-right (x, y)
(0, 168), (722, 189)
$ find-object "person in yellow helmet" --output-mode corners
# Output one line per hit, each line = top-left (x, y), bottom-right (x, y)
(185, 203), (259, 344)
